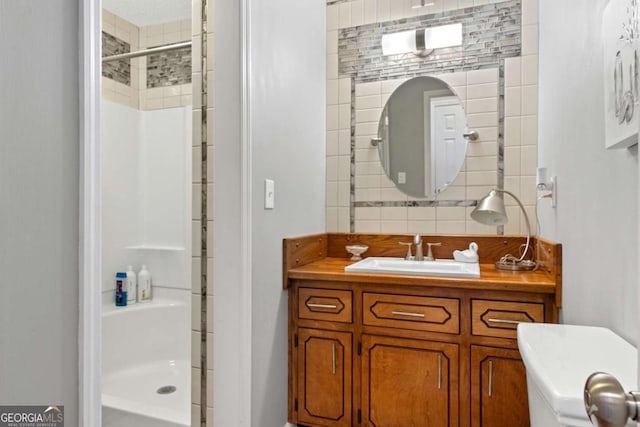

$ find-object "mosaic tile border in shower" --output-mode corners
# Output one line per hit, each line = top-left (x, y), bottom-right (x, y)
(147, 45), (193, 89)
(338, 0), (521, 83)
(102, 31), (130, 86)
(197, 0), (209, 424)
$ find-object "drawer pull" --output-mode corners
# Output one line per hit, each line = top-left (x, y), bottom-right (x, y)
(391, 310), (425, 318)
(437, 354), (442, 390)
(487, 318), (528, 325)
(306, 303), (338, 309)
(488, 360), (493, 397)
(331, 343), (336, 375)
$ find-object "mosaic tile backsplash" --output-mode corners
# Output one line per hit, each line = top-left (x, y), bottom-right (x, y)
(339, 0), (521, 83)
(326, 0), (539, 236)
(147, 45), (192, 89)
(102, 31), (130, 86)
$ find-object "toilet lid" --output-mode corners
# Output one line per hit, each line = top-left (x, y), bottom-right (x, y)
(517, 323), (637, 421)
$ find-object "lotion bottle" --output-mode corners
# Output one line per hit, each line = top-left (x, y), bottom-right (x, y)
(138, 265), (152, 302)
(126, 265), (137, 305)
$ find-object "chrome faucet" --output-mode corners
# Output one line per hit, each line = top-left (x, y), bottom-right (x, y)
(414, 234), (424, 261)
(425, 242), (442, 261)
(399, 241), (413, 260)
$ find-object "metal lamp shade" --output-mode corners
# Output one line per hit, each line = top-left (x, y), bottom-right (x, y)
(469, 189), (536, 271)
(470, 190), (508, 226)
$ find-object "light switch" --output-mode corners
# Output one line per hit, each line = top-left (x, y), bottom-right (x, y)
(398, 172), (406, 184)
(264, 179), (275, 209)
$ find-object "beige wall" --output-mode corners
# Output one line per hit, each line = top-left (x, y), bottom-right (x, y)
(326, 0), (540, 236)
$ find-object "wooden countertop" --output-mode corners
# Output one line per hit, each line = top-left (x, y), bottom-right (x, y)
(288, 257), (558, 295)
(283, 233), (562, 306)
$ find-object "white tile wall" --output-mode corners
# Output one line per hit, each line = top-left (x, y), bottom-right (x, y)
(141, 19), (192, 111)
(502, 0), (539, 232)
(326, 0), (539, 236)
(102, 10), (192, 111)
(351, 69), (499, 232)
(326, 77), (352, 232)
(102, 10), (140, 110)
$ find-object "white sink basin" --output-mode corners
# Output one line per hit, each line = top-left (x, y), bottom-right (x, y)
(344, 257), (480, 278)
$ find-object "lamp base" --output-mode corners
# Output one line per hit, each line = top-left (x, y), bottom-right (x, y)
(495, 259), (536, 271)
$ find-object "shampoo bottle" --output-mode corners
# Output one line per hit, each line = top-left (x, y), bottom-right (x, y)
(126, 265), (137, 305)
(138, 265), (152, 302)
(115, 272), (127, 307)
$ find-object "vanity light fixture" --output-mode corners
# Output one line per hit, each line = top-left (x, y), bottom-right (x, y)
(470, 189), (537, 271)
(381, 23), (462, 57)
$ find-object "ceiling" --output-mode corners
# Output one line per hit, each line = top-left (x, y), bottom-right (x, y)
(103, 0), (191, 27)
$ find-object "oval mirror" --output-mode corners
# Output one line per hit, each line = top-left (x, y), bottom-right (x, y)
(377, 76), (469, 199)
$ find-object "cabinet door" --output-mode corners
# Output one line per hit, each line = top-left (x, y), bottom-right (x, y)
(361, 335), (459, 427)
(471, 346), (530, 427)
(297, 328), (352, 427)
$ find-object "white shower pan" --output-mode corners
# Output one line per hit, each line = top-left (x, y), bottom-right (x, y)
(102, 289), (191, 427)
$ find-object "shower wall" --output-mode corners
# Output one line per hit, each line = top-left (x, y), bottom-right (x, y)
(101, 9), (194, 301)
(101, 101), (192, 298)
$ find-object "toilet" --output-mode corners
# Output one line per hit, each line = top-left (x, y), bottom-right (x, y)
(517, 323), (637, 427)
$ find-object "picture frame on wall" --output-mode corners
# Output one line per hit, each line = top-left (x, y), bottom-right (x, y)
(602, 0), (639, 149)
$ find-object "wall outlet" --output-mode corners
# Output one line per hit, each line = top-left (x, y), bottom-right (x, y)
(398, 172), (406, 184)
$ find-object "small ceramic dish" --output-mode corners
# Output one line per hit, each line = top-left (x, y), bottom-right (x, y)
(346, 244), (369, 261)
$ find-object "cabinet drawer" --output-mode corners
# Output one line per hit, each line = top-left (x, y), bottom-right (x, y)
(471, 299), (544, 339)
(363, 293), (460, 334)
(298, 288), (353, 323)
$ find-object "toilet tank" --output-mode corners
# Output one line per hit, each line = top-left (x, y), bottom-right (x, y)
(517, 323), (637, 427)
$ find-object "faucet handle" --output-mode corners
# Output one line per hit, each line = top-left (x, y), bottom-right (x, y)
(399, 242), (413, 260)
(426, 242), (442, 261)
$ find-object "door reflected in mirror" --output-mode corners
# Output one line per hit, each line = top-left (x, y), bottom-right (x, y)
(377, 75), (469, 199)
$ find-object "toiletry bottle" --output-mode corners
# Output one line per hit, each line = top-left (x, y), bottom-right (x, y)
(126, 265), (137, 305)
(115, 272), (127, 307)
(138, 265), (152, 302)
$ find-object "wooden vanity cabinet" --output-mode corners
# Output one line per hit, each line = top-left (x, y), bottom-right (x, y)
(292, 286), (355, 427)
(468, 298), (543, 427)
(289, 280), (558, 427)
(361, 334), (458, 427)
(470, 346), (529, 427)
(296, 328), (352, 427)
(285, 233), (561, 427)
